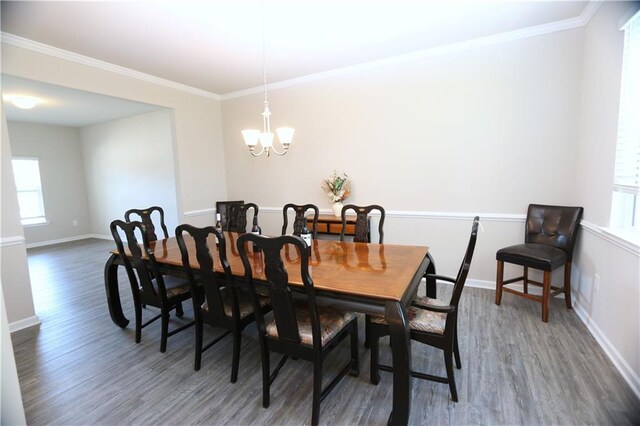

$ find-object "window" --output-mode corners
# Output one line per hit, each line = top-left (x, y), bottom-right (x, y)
(611, 10), (640, 231)
(12, 157), (47, 226)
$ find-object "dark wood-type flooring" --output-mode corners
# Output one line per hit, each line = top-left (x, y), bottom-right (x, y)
(11, 239), (640, 425)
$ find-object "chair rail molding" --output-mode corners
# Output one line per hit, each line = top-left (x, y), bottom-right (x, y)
(580, 220), (640, 257)
(183, 207), (216, 218)
(0, 236), (26, 247)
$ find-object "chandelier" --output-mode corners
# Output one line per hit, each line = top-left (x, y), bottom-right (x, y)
(241, 11), (294, 157)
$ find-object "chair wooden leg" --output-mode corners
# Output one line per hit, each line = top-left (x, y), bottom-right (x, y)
(350, 321), (360, 376)
(444, 347), (458, 402)
(175, 302), (184, 318)
(261, 344), (270, 408)
(542, 271), (550, 323)
(134, 299), (142, 344)
(453, 324), (461, 369)
(312, 358), (322, 426)
(230, 327), (241, 383)
(370, 328), (380, 385)
(523, 266), (529, 294)
(194, 319), (203, 371)
(564, 261), (573, 309)
(160, 310), (170, 352)
(364, 315), (371, 348)
(495, 261), (504, 305)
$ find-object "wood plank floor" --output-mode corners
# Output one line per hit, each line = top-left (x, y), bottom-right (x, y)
(11, 238), (640, 425)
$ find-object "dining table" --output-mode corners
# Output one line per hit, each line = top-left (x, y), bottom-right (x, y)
(104, 232), (434, 425)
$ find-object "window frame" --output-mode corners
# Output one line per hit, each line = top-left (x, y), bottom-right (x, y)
(11, 156), (48, 227)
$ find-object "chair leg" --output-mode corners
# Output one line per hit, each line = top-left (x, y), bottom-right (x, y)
(444, 347), (458, 402)
(453, 324), (461, 369)
(364, 315), (371, 348)
(495, 261), (504, 305)
(160, 309), (169, 352)
(564, 261), (573, 309)
(261, 344), (270, 408)
(523, 266), (529, 294)
(176, 302), (184, 318)
(194, 319), (203, 371)
(134, 299), (142, 344)
(370, 328), (380, 385)
(230, 327), (241, 383)
(312, 357), (322, 426)
(542, 271), (550, 323)
(350, 321), (360, 376)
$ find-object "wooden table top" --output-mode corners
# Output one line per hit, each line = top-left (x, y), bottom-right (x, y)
(120, 233), (429, 302)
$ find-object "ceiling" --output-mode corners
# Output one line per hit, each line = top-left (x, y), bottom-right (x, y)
(1, 1), (591, 96)
(1, 1), (594, 127)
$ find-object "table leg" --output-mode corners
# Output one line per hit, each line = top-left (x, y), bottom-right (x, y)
(385, 300), (411, 426)
(104, 254), (129, 328)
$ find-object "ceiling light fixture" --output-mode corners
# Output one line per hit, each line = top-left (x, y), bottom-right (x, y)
(11, 96), (40, 110)
(241, 4), (294, 157)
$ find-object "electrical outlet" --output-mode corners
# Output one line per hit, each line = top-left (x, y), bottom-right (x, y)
(594, 274), (600, 292)
(72, 220), (78, 226)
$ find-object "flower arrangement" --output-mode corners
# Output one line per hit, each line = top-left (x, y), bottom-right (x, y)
(321, 170), (351, 203)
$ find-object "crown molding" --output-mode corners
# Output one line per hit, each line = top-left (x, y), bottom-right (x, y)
(1, 2), (604, 102)
(0, 32), (222, 101)
(221, 4), (601, 100)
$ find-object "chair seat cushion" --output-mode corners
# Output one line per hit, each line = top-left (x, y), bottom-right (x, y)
(496, 243), (567, 271)
(144, 275), (190, 299)
(370, 296), (447, 335)
(266, 303), (356, 346)
(202, 288), (269, 319)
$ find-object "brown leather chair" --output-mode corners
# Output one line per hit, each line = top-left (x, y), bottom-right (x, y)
(495, 204), (583, 322)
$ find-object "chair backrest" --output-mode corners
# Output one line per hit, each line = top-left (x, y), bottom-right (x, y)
(524, 204), (583, 260)
(175, 224), (236, 319)
(215, 200), (245, 231)
(110, 219), (166, 304)
(281, 203), (319, 238)
(124, 206), (168, 241)
(340, 204), (386, 243)
(237, 233), (322, 348)
(448, 216), (480, 309)
(228, 203), (259, 233)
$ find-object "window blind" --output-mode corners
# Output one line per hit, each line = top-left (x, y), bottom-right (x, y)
(613, 11), (640, 195)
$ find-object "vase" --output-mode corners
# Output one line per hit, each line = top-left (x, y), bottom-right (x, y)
(332, 202), (343, 217)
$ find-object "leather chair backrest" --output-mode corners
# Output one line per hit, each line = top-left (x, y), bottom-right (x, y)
(525, 204), (584, 259)
(216, 200), (244, 231)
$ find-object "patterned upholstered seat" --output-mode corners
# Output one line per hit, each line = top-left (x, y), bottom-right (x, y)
(370, 296), (448, 335)
(202, 288), (269, 319)
(266, 303), (357, 346)
(145, 275), (190, 299)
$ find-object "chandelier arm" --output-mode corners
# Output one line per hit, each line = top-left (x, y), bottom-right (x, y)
(269, 144), (289, 156)
(249, 145), (266, 157)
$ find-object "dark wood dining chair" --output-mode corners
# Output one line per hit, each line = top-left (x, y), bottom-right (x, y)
(110, 220), (193, 352)
(495, 204), (583, 322)
(175, 224), (270, 379)
(281, 203), (319, 237)
(124, 206), (168, 241)
(237, 233), (359, 426)
(340, 204), (386, 243)
(228, 202), (259, 233)
(369, 216), (479, 402)
(215, 200), (244, 231)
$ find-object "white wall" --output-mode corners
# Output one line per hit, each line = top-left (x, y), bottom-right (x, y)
(1, 281), (27, 425)
(7, 121), (91, 245)
(573, 1), (640, 398)
(80, 109), (179, 237)
(221, 27), (585, 281)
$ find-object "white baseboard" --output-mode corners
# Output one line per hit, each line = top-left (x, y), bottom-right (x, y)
(26, 234), (93, 249)
(9, 315), (40, 333)
(572, 298), (640, 401)
(89, 233), (112, 241)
